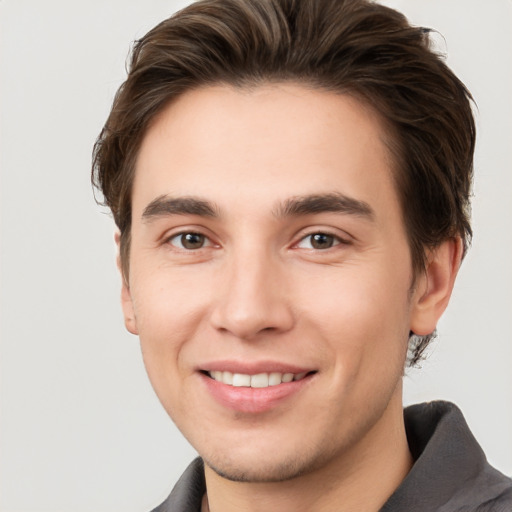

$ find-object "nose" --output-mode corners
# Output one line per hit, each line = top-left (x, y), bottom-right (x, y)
(210, 247), (295, 340)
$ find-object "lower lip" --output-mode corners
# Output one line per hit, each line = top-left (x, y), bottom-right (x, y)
(200, 373), (313, 414)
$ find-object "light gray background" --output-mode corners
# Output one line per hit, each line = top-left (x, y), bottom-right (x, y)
(1, 1), (511, 511)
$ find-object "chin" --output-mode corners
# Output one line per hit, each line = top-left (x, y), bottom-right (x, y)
(205, 457), (309, 483)
(202, 442), (337, 483)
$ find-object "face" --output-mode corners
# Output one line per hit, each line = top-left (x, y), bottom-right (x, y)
(122, 84), (433, 482)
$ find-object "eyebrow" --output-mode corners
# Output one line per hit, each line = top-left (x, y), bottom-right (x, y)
(141, 192), (374, 223)
(274, 193), (375, 220)
(142, 195), (219, 221)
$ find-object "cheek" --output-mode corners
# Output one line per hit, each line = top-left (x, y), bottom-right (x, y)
(295, 262), (412, 376)
(131, 263), (210, 333)
(129, 267), (212, 390)
(298, 259), (411, 329)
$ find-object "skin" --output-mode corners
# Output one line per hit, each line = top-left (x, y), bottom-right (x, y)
(119, 84), (461, 512)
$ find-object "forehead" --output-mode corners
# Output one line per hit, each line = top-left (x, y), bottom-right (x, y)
(133, 83), (399, 221)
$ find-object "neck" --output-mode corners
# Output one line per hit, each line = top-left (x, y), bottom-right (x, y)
(202, 391), (412, 512)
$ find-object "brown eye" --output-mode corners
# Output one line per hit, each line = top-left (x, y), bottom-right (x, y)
(310, 233), (335, 249)
(297, 232), (340, 250)
(169, 232), (208, 250)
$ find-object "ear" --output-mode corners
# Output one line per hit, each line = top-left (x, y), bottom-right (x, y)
(115, 230), (139, 335)
(410, 237), (463, 336)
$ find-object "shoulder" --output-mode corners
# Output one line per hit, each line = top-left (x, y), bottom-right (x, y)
(470, 485), (512, 511)
(381, 401), (512, 512)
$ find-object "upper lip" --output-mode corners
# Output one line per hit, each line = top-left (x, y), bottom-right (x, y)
(197, 360), (315, 375)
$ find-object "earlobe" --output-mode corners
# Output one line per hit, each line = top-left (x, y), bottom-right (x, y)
(121, 281), (139, 335)
(410, 237), (463, 336)
(115, 229), (139, 335)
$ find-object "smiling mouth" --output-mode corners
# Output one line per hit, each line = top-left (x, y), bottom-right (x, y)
(205, 370), (315, 388)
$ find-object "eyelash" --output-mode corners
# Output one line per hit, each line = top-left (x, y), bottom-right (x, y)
(295, 232), (349, 250)
(166, 230), (349, 251)
(167, 232), (213, 250)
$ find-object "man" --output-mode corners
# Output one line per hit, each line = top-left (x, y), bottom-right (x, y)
(92, 0), (512, 510)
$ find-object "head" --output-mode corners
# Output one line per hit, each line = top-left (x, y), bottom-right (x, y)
(92, 0), (474, 484)
(92, 0), (474, 365)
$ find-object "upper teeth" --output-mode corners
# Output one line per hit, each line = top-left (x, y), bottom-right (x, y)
(208, 371), (308, 388)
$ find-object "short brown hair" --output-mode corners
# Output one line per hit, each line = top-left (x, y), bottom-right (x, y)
(92, 0), (475, 364)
